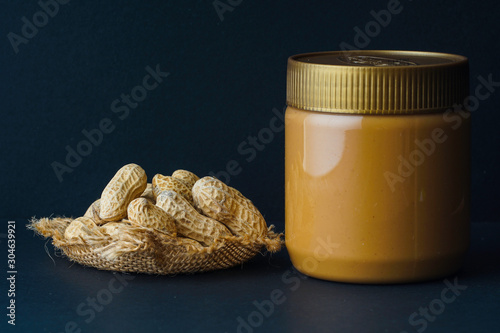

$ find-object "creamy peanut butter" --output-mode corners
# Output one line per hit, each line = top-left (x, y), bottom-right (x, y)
(285, 51), (470, 283)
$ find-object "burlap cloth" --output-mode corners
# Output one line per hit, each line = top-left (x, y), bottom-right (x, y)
(29, 217), (283, 275)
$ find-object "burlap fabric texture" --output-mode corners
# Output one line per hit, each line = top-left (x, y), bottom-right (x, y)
(29, 217), (283, 275)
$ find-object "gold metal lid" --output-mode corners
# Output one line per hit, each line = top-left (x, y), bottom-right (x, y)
(286, 50), (469, 114)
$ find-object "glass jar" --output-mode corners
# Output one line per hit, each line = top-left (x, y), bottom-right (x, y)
(285, 51), (470, 283)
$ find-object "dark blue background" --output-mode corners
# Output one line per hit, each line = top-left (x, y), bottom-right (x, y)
(1, 0), (499, 227)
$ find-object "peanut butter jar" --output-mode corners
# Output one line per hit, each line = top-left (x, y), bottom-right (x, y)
(285, 50), (470, 283)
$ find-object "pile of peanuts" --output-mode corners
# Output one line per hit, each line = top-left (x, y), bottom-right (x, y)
(64, 164), (269, 249)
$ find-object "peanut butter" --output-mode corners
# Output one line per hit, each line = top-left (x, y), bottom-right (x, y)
(285, 51), (470, 283)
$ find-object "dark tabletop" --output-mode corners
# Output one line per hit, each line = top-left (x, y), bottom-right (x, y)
(2, 220), (499, 333)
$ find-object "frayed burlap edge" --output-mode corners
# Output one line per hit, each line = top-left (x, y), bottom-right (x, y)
(28, 217), (283, 275)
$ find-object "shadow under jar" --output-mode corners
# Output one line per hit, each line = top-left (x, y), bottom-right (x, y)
(285, 50), (470, 283)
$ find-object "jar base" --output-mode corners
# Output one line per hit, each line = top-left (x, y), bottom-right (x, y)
(288, 249), (466, 284)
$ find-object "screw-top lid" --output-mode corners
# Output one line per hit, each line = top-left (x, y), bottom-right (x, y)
(286, 50), (469, 114)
